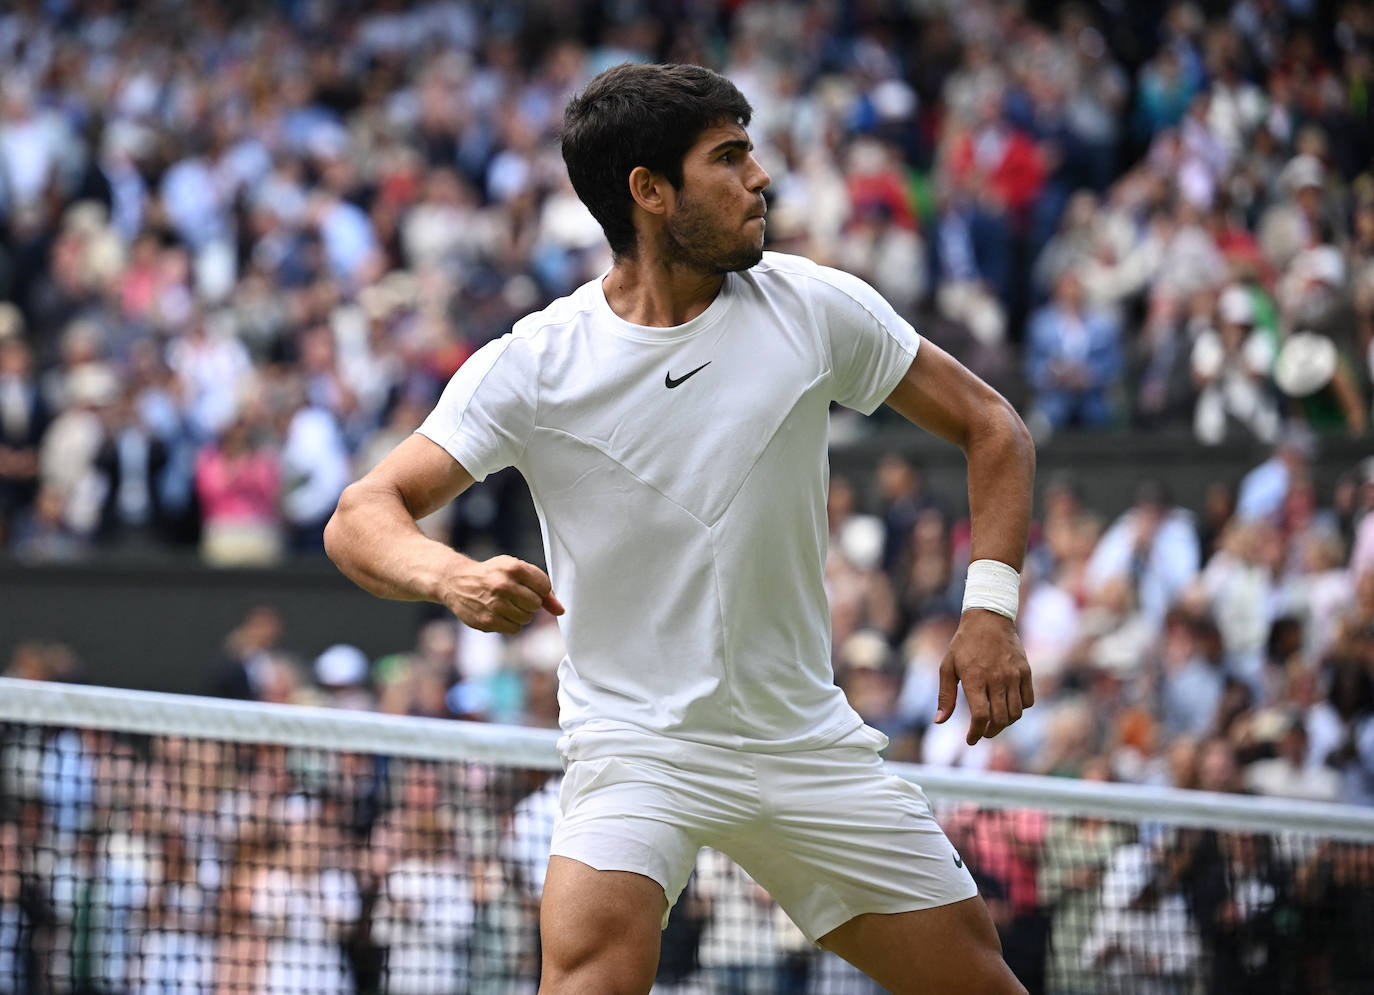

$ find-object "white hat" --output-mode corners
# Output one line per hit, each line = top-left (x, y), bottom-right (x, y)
(0, 302), (25, 340)
(1273, 332), (1338, 397)
(1217, 285), (1253, 326)
(515, 624), (566, 673)
(1282, 154), (1325, 192)
(1305, 245), (1347, 286)
(314, 644), (369, 687)
(839, 515), (886, 571)
(839, 630), (892, 671)
(65, 363), (119, 407)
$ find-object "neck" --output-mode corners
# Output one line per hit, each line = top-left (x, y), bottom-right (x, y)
(602, 252), (727, 327)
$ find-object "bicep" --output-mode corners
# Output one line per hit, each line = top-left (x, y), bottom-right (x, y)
(882, 338), (1009, 448)
(358, 433), (475, 521)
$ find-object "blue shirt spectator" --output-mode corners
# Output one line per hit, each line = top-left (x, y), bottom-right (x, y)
(1025, 270), (1123, 432)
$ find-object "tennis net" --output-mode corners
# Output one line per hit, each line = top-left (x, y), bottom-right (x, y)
(2, 677), (1373, 995)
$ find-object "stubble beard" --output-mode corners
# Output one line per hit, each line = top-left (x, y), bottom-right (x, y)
(665, 190), (765, 274)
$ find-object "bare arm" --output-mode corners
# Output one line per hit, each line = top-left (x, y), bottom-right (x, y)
(885, 340), (1036, 744)
(324, 434), (563, 634)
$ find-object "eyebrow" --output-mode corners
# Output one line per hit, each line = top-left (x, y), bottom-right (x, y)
(707, 138), (753, 157)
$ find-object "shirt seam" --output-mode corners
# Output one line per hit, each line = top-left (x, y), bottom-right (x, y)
(703, 369), (829, 529)
(449, 305), (592, 474)
(533, 425), (709, 528)
(436, 336), (518, 473)
(783, 264), (920, 412)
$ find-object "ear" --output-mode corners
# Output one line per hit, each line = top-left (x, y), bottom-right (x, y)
(628, 165), (670, 216)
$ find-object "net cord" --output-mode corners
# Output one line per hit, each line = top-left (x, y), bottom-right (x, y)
(3, 677), (1372, 842)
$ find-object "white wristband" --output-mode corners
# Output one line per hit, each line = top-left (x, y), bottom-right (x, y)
(962, 559), (1021, 621)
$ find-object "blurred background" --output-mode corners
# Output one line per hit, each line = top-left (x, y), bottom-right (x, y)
(0, 0), (1372, 807)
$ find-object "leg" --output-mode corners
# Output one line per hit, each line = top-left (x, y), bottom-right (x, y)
(538, 855), (667, 995)
(818, 895), (1027, 995)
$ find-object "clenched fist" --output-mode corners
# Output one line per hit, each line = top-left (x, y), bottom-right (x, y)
(443, 554), (566, 634)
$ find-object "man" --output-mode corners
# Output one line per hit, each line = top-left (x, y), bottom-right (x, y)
(326, 64), (1034, 994)
(1024, 268), (1123, 432)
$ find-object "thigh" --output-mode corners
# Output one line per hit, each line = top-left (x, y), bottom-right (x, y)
(819, 896), (1026, 995)
(539, 855), (666, 995)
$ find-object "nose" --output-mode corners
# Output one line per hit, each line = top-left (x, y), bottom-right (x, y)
(747, 154), (770, 193)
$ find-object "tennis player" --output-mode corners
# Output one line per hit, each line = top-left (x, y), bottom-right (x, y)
(326, 63), (1034, 995)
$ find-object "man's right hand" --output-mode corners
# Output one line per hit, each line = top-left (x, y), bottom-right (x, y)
(443, 554), (565, 634)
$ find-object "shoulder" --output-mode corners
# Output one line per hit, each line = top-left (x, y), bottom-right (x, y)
(508, 279), (602, 345)
(466, 280), (603, 380)
(744, 251), (901, 321)
(748, 251), (867, 296)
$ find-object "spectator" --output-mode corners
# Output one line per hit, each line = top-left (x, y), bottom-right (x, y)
(136, 824), (214, 995)
(194, 417), (282, 567)
(313, 644), (376, 713)
(279, 397), (350, 555)
(1086, 480), (1201, 625)
(1155, 612), (1226, 740)
(1190, 284), (1281, 445)
(166, 314), (252, 444)
(1244, 718), (1342, 801)
(1236, 429), (1317, 524)
(0, 820), (40, 995)
(1037, 761), (1135, 995)
(372, 768), (474, 995)
(1273, 329), (1369, 438)
(92, 386), (170, 547)
(252, 810), (360, 995)
(36, 361), (118, 541)
(1081, 841), (1203, 994)
(1025, 269), (1123, 432)
(1306, 656), (1374, 806)
(1199, 521), (1281, 690)
(0, 330), (45, 543)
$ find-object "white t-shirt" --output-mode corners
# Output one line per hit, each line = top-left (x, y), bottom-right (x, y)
(418, 252), (919, 757)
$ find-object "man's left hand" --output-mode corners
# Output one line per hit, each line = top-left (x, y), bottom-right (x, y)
(934, 611), (1034, 746)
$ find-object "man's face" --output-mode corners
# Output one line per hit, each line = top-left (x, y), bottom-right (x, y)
(663, 121), (770, 273)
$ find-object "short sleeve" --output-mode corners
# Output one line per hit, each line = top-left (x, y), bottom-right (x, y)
(416, 335), (537, 482)
(813, 265), (921, 414)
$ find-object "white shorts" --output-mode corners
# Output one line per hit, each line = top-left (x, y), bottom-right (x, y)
(548, 725), (978, 944)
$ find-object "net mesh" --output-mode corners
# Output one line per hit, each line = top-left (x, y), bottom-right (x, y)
(3, 679), (1373, 995)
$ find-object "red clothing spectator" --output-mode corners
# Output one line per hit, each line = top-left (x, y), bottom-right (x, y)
(946, 124), (1046, 217)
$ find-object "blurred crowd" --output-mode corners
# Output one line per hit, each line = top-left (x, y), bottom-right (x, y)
(4, 0), (1374, 988)
(19, 413), (1374, 815)
(2, 724), (1372, 995)
(0, 0), (1373, 562)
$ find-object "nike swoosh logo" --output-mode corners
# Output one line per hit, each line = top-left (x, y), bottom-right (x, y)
(953, 852), (963, 869)
(665, 362), (711, 389)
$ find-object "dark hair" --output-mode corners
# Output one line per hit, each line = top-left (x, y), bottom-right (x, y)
(561, 63), (752, 257)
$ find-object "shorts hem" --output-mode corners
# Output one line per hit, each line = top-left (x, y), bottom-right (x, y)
(546, 846), (677, 927)
(801, 882), (981, 946)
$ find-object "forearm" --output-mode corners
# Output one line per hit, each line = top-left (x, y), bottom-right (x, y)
(324, 481), (470, 605)
(884, 343), (1035, 570)
(963, 398), (1035, 570)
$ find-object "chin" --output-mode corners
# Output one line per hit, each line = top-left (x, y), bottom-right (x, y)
(718, 244), (765, 273)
